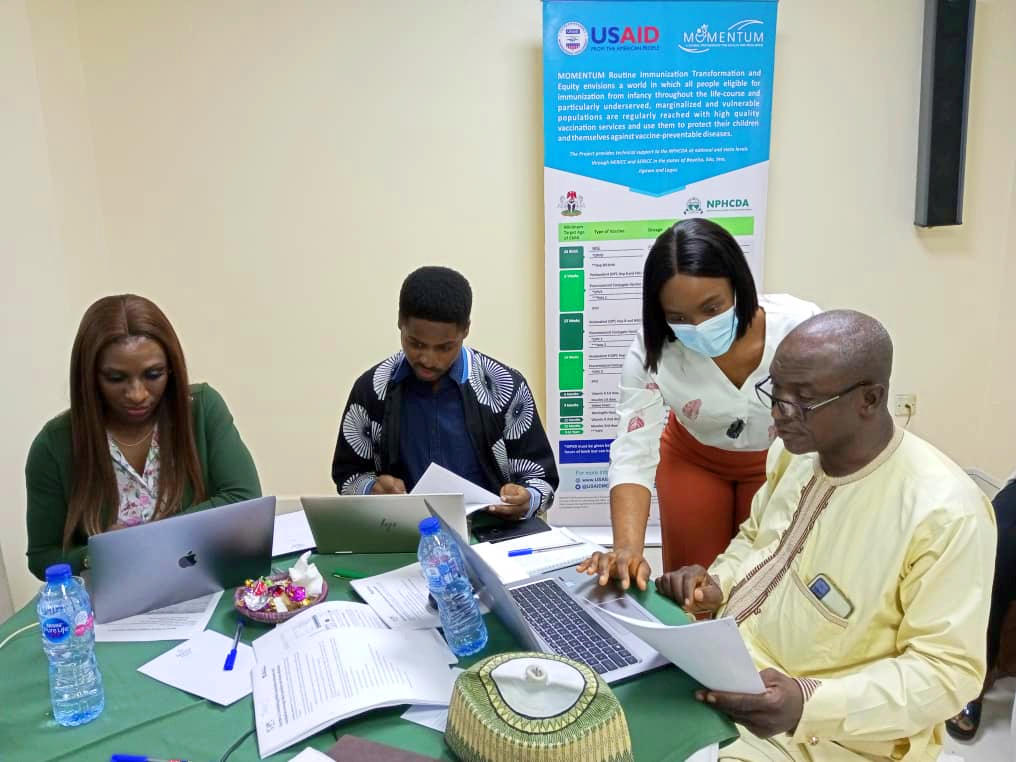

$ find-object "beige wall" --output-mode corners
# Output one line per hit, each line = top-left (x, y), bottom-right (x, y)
(4, 0), (1015, 608)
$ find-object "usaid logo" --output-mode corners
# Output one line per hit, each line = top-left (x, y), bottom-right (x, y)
(679, 19), (765, 54)
(558, 22), (589, 55)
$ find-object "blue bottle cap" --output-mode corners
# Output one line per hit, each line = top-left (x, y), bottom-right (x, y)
(44, 563), (72, 582)
(418, 517), (441, 536)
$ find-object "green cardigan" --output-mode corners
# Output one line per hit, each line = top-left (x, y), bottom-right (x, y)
(25, 383), (262, 580)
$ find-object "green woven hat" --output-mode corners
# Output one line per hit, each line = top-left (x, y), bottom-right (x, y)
(445, 651), (633, 762)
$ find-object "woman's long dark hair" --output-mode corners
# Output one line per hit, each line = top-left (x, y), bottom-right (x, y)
(642, 218), (759, 372)
(65, 294), (205, 547)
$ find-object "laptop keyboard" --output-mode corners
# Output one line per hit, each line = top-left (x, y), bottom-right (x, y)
(510, 578), (638, 675)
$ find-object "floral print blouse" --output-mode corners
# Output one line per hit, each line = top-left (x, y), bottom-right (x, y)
(108, 426), (161, 526)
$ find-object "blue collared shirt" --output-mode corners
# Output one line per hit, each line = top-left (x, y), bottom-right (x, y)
(394, 349), (491, 492)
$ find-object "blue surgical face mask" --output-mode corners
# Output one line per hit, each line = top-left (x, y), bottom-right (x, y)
(669, 304), (738, 357)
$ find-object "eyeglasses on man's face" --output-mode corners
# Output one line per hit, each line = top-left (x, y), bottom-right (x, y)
(754, 376), (870, 419)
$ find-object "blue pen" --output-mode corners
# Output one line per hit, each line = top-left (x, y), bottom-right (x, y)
(223, 618), (244, 671)
(508, 542), (583, 558)
(110, 756), (189, 762)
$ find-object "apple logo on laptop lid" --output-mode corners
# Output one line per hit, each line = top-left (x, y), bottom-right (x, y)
(178, 551), (198, 569)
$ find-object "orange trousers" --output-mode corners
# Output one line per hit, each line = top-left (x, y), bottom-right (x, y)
(656, 412), (768, 573)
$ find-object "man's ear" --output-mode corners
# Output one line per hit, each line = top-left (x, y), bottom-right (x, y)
(861, 384), (887, 416)
(462, 321), (471, 340)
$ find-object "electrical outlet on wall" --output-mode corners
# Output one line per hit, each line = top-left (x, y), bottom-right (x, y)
(894, 394), (917, 418)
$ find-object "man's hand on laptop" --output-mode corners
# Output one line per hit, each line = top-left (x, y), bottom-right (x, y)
(371, 475), (407, 495)
(576, 548), (651, 591)
(655, 565), (723, 616)
(486, 483), (530, 520)
(695, 668), (804, 738)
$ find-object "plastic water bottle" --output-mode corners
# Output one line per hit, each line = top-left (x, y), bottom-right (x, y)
(418, 517), (488, 657)
(37, 563), (104, 726)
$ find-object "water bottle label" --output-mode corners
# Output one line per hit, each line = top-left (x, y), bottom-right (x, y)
(42, 617), (71, 643)
(73, 611), (94, 637)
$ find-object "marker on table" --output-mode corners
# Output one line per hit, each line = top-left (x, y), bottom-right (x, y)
(223, 618), (244, 671)
(110, 756), (189, 762)
(507, 542), (584, 558)
(332, 568), (369, 580)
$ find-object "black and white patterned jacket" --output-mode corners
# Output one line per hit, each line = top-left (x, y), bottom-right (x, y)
(331, 347), (558, 513)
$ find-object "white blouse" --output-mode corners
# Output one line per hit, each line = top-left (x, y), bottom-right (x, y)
(608, 294), (821, 491)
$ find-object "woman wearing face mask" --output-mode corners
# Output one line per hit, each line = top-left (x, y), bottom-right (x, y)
(578, 218), (820, 590)
(25, 294), (262, 579)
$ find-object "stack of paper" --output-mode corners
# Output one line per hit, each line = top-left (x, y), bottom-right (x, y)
(471, 527), (601, 583)
(252, 601), (387, 660)
(252, 627), (461, 757)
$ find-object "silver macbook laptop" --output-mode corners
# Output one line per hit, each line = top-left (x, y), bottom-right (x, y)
(88, 495), (276, 623)
(425, 501), (667, 684)
(300, 494), (467, 553)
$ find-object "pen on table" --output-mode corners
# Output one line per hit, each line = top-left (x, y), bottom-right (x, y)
(332, 568), (369, 580)
(223, 618), (244, 671)
(110, 756), (189, 762)
(507, 542), (584, 557)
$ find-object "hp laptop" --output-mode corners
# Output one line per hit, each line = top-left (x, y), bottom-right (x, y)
(425, 501), (667, 684)
(300, 494), (467, 553)
(88, 495), (276, 623)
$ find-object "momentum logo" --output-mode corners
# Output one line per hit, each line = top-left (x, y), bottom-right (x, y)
(679, 19), (765, 54)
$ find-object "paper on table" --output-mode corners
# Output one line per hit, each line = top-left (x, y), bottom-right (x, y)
(350, 562), (438, 629)
(137, 629), (254, 706)
(272, 510), (315, 557)
(400, 667), (463, 733)
(349, 563), (488, 630)
(252, 601), (387, 661)
(472, 526), (602, 583)
(252, 627), (460, 757)
(94, 591), (222, 642)
(601, 610), (764, 694)
(411, 462), (501, 514)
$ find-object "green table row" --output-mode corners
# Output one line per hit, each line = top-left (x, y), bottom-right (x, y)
(0, 552), (736, 762)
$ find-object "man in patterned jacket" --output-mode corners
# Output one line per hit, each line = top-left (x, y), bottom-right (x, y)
(331, 266), (558, 519)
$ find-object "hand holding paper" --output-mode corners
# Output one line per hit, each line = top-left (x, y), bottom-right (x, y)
(696, 667), (804, 738)
(411, 463), (502, 514)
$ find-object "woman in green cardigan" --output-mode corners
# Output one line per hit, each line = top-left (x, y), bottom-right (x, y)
(26, 294), (262, 579)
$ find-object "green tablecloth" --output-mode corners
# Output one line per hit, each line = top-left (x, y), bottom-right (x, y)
(1, 553), (736, 761)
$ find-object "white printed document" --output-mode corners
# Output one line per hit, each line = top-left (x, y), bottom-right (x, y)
(411, 463), (502, 515)
(137, 628), (254, 705)
(252, 601), (387, 661)
(349, 563), (488, 630)
(94, 591), (223, 642)
(602, 610), (764, 694)
(272, 510), (315, 557)
(252, 627), (460, 757)
(349, 562), (439, 629)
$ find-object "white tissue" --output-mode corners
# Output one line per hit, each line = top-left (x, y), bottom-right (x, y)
(289, 550), (324, 598)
